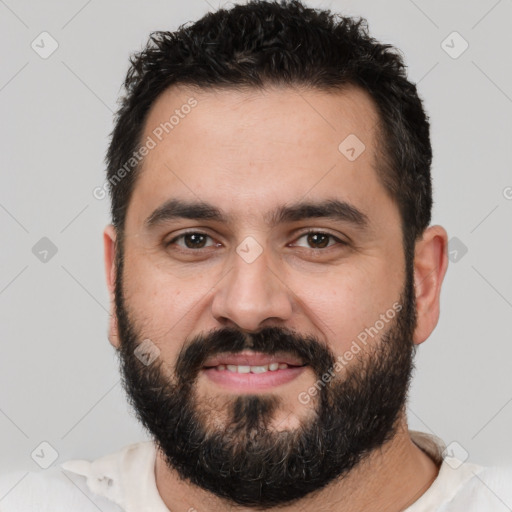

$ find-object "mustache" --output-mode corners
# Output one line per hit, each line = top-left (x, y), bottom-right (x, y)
(174, 326), (336, 385)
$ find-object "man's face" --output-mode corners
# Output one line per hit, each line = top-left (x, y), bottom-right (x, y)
(111, 85), (417, 506)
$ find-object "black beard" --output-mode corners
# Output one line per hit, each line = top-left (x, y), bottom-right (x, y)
(114, 246), (418, 508)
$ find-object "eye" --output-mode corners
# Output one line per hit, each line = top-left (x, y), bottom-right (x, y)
(165, 230), (346, 252)
(291, 231), (346, 250)
(166, 231), (219, 250)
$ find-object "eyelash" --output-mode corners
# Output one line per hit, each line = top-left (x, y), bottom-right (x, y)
(166, 230), (347, 251)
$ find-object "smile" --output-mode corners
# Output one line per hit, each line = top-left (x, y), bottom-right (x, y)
(202, 351), (307, 391)
(209, 363), (292, 373)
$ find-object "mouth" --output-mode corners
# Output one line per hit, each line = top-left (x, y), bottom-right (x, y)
(201, 351), (308, 391)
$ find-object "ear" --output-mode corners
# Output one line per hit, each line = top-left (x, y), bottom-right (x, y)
(412, 225), (449, 345)
(103, 224), (120, 349)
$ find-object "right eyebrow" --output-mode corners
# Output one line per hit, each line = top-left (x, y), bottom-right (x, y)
(145, 199), (229, 228)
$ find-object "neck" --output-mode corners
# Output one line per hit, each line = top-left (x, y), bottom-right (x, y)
(154, 420), (440, 512)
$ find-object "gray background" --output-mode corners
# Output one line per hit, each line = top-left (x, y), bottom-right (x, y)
(1, 0), (511, 478)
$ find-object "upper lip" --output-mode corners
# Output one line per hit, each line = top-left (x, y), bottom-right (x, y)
(203, 351), (306, 368)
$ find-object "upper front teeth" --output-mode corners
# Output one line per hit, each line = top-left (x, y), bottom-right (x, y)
(217, 363), (289, 373)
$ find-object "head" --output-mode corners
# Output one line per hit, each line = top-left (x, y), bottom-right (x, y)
(103, 0), (448, 508)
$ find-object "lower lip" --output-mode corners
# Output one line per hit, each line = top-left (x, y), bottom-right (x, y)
(202, 366), (307, 391)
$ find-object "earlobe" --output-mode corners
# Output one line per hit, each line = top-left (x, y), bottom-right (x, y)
(412, 225), (449, 345)
(103, 225), (120, 349)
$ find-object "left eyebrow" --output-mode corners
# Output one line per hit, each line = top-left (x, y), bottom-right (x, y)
(144, 198), (370, 230)
(266, 198), (370, 229)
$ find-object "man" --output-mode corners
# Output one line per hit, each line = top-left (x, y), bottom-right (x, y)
(1, 1), (511, 510)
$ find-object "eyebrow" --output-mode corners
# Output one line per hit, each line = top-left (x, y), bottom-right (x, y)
(144, 198), (370, 230)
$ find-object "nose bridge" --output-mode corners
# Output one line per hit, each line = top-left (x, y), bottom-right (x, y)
(211, 241), (293, 331)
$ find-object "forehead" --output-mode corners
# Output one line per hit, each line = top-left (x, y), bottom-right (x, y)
(125, 84), (393, 231)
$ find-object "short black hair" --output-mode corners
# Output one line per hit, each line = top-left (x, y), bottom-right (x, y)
(106, 0), (432, 264)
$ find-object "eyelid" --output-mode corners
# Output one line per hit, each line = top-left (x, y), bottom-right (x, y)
(291, 230), (347, 248)
(166, 229), (220, 248)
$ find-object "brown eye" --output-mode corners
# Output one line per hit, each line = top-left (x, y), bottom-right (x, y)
(293, 231), (345, 250)
(306, 232), (330, 249)
(182, 233), (207, 248)
(167, 232), (217, 250)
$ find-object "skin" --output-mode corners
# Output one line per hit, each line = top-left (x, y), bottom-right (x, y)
(103, 84), (449, 511)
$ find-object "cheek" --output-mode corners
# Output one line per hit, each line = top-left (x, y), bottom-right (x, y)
(287, 260), (403, 354)
(120, 247), (208, 344)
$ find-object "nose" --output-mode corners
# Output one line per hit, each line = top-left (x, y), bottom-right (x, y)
(211, 247), (294, 333)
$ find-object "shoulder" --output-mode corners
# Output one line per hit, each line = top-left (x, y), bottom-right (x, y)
(0, 442), (154, 512)
(0, 466), (121, 511)
(445, 464), (512, 511)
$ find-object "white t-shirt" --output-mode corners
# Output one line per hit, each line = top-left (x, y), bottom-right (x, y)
(1, 431), (511, 511)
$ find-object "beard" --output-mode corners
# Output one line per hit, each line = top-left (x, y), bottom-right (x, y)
(114, 245), (418, 508)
